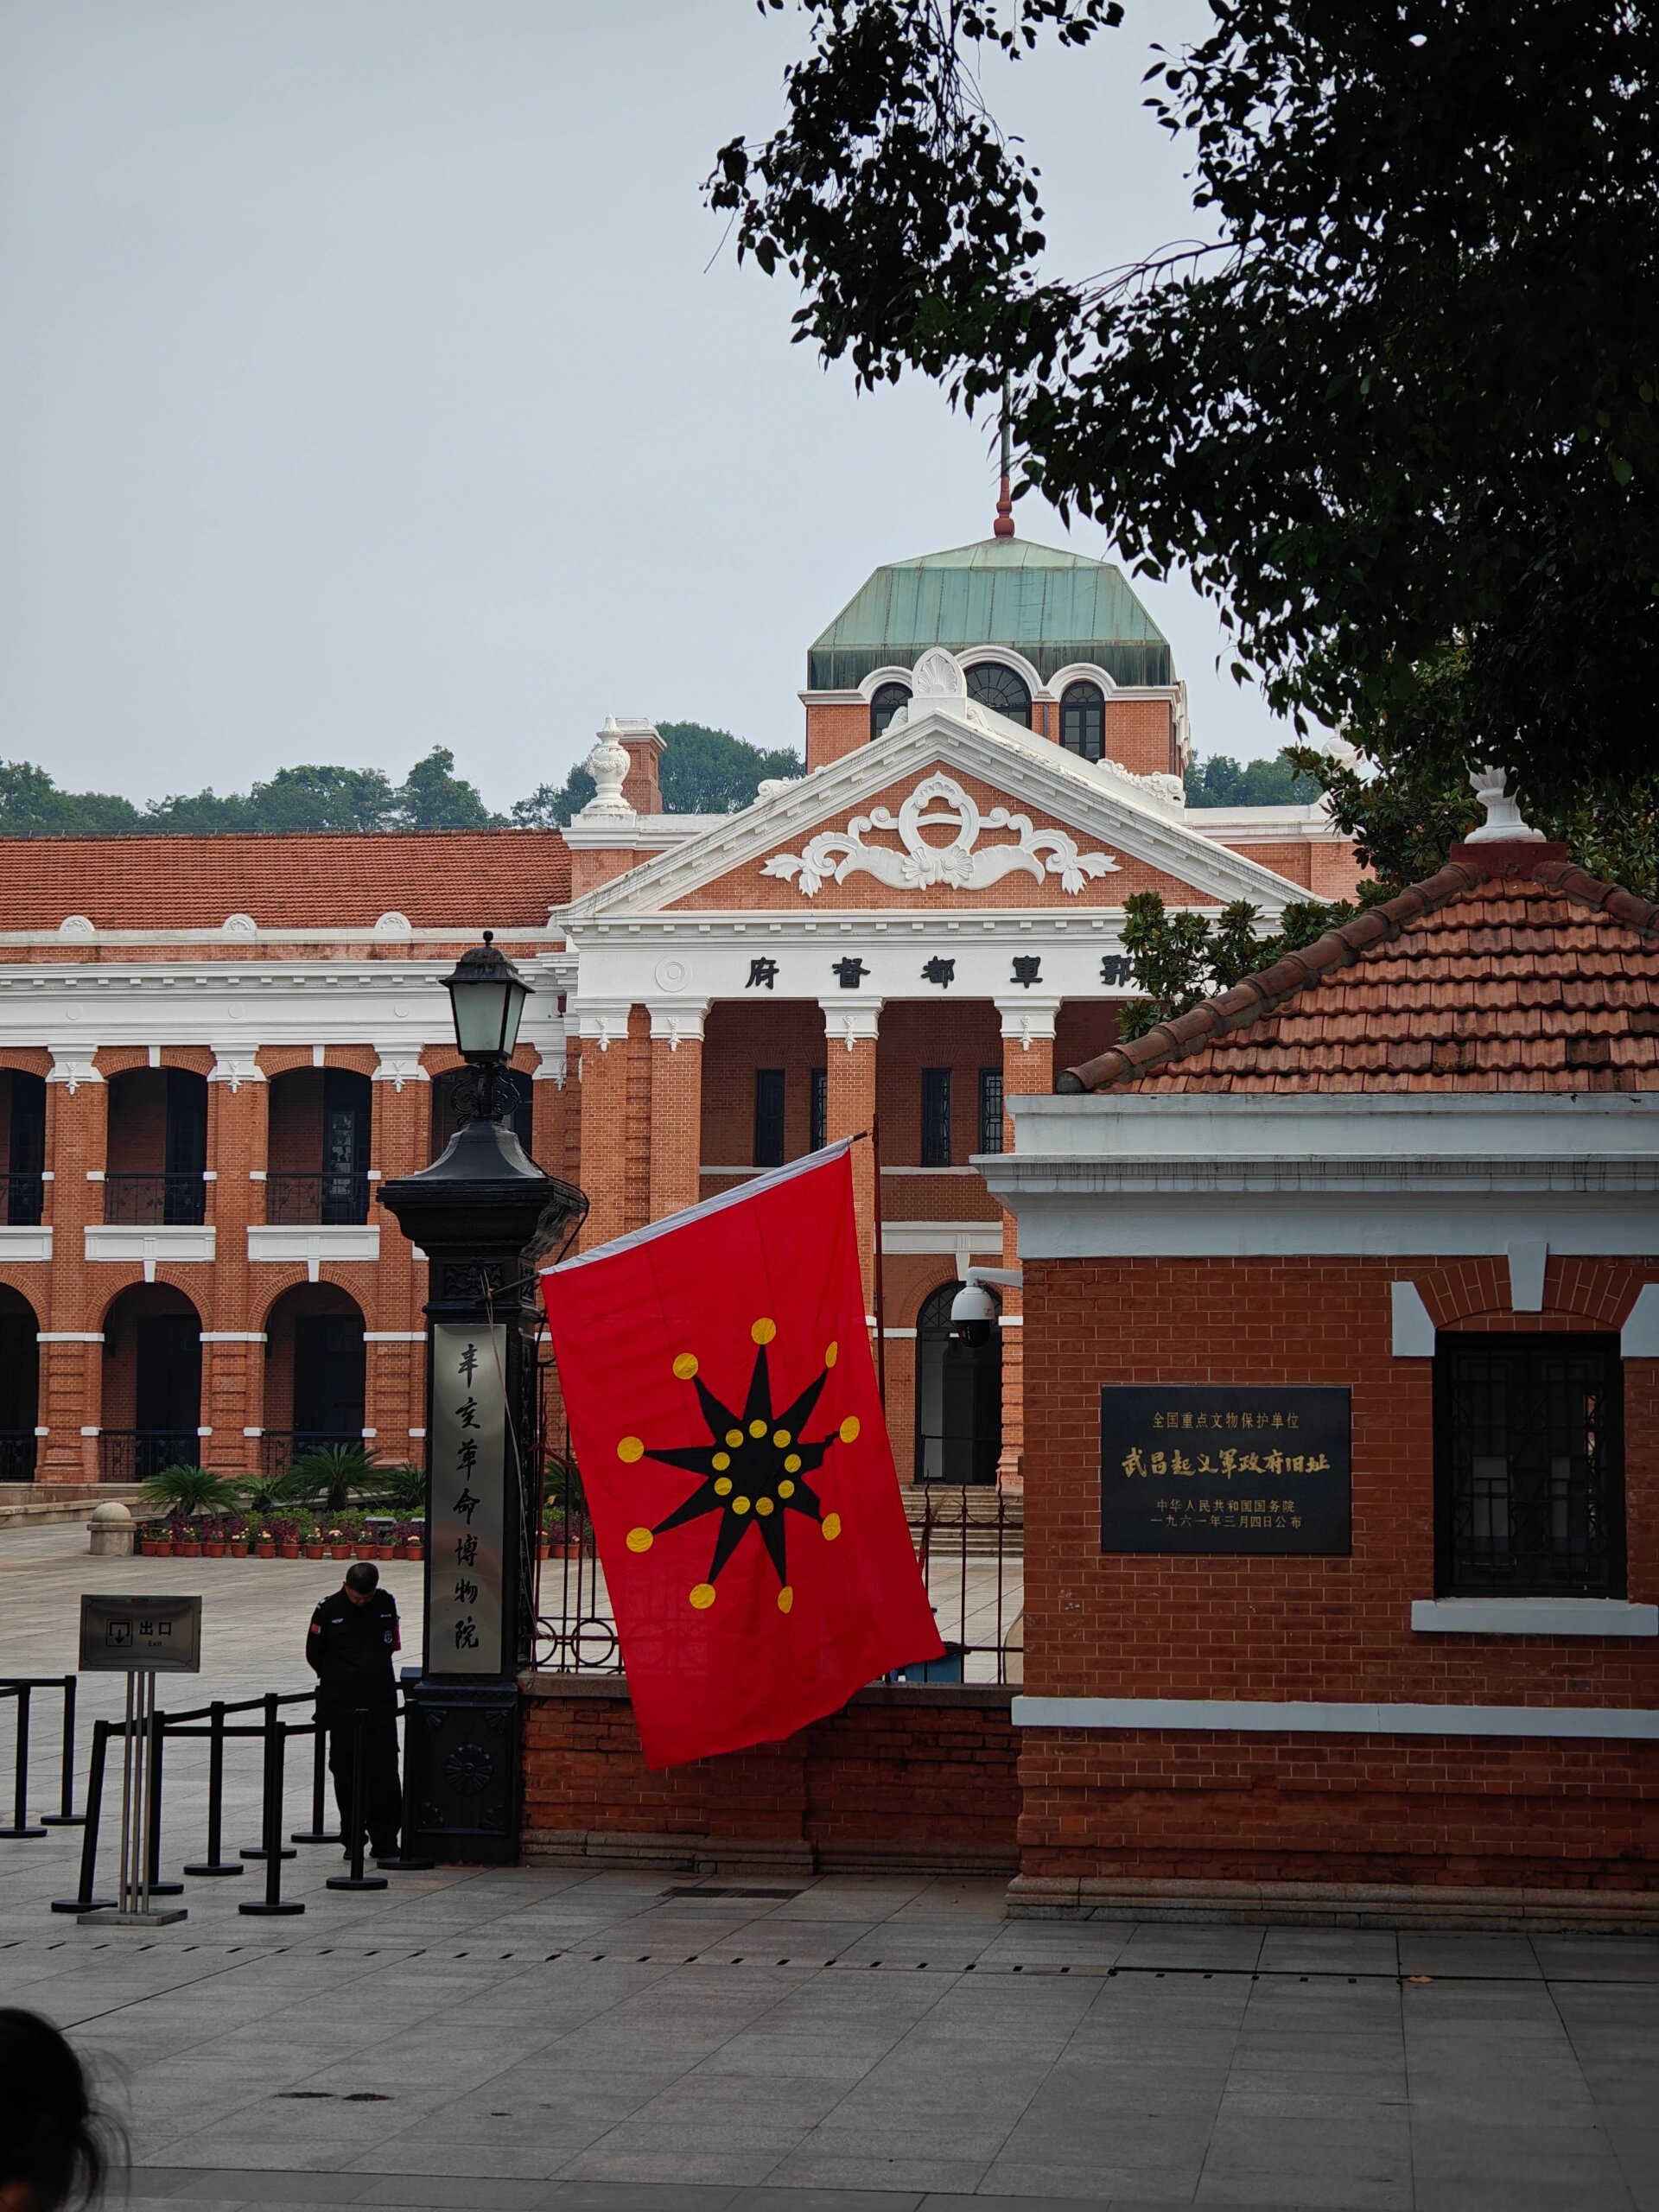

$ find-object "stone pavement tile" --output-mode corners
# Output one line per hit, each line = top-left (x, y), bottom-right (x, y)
(1531, 1936), (1659, 1984)
(554, 2144), (787, 2188)
(1396, 1931), (1544, 1980)
(144, 2139), (391, 2175)
(921, 2192), (1111, 2212)
(978, 2156), (1201, 2205)
(1409, 2118), (1635, 2209)
(353, 2181), (549, 2209)
(1194, 2171), (1409, 2210)
(756, 2154), (993, 2196)
(735, 2189), (925, 2212)
(1255, 1928), (1401, 1977)
(130, 2177), (374, 2205)
(345, 2144), (574, 2182)
(543, 2185), (741, 2212)
(1116, 1929), (1265, 1975)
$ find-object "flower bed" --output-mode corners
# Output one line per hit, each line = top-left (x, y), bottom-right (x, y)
(137, 1514), (425, 1561)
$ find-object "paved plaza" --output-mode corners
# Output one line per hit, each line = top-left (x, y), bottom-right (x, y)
(3, 1524), (1659, 2212)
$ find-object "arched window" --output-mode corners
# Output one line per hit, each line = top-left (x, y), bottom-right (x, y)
(914, 1281), (1002, 1485)
(1060, 679), (1106, 762)
(964, 661), (1032, 728)
(869, 682), (910, 741)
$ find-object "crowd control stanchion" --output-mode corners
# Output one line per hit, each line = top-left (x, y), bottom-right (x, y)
(41, 1675), (85, 1828)
(290, 1712), (338, 1845)
(241, 1695), (296, 1861)
(369, 1691), (432, 1872)
(74, 1595), (198, 1929)
(325, 1709), (387, 1892)
(182, 1700), (243, 1878)
(238, 1713), (303, 1918)
(52, 1717), (116, 1914)
(142, 1701), (184, 1897)
(0, 1684), (47, 1839)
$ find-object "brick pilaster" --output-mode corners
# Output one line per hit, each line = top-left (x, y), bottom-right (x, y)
(41, 1052), (104, 1483)
(646, 1002), (707, 1222)
(202, 1051), (265, 1474)
(573, 1001), (639, 1251)
(994, 998), (1058, 1490)
(369, 1060), (433, 1463)
(821, 1000), (881, 1311)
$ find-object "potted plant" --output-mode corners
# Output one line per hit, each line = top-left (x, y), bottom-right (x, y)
(405, 1519), (423, 1561)
(251, 1516), (276, 1560)
(303, 1510), (327, 1561)
(171, 1512), (200, 1559)
(267, 1513), (303, 1560)
(222, 1512), (249, 1558)
(142, 1521), (171, 1558)
(200, 1516), (227, 1560)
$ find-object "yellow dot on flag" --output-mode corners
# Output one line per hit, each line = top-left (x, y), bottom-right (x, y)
(672, 1352), (698, 1381)
(756, 1497), (775, 1516)
(777, 1586), (794, 1614)
(725, 1428), (744, 1447)
(772, 1428), (791, 1447)
(778, 1479), (796, 1499)
(824, 1341), (838, 1368)
(690, 1583), (716, 1610)
(712, 1451), (730, 1471)
(733, 1496), (752, 1515)
(838, 1415), (861, 1445)
(784, 1453), (801, 1473)
(626, 1527), (653, 1553)
(617, 1436), (645, 1464)
(748, 1418), (767, 1439)
(752, 1317), (777, 1344)
(714, 1477), (733, 1497)
(823, 1512), (842, 1541)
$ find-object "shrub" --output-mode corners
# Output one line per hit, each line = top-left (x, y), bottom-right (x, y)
(139, 1463), (236, 1518)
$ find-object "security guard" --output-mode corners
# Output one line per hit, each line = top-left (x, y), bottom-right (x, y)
(305, 1560), (403, 1861)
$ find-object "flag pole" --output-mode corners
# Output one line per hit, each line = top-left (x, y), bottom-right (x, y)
(870, 1113), (887, 1410)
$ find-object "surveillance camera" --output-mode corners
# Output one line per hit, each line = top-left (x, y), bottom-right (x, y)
(950, 1281), (998, 1348)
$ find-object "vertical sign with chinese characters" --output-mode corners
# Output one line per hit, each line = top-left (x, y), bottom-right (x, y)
(1100, 1385), (1351, 1555)
(428, 1321), (509, 1675)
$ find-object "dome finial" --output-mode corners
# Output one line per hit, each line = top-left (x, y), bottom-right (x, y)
(1466, 766), (1545, 843)
(994, 378), (1015, 539)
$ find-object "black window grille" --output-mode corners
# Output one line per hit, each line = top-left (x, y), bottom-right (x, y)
(753, 1069), (785, 1168)
(921, 1068), (952, 1167)
(1434, 1333), (1624, 1597)
(1060, 680), (1106, 761)
(978, 1069), (1004, 1155)
(810, 1066), (828, 1154)
(964, 661), (1032, 727)
(869, 682), (910, 741)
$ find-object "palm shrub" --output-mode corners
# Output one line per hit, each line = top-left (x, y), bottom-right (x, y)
(365, 1460), (426, 1516)
(284, 1444), (381, 1516)
(139, 1463), (236, 1520)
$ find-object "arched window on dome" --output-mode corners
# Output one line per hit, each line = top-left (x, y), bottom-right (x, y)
(869, 682), (910, 742)
(964, 660), (1032, 728)
(1060, 679), (1106, 762)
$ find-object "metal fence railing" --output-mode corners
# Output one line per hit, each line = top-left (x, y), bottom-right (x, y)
(264, 1173), (371, 1226)
(531, 1482), (1023, 1685)
(0, 1172), (44, 1226)
(102, 1173), (207, 1226)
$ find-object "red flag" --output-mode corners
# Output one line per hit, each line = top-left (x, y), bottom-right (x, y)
(539, 1143), (944, 1768)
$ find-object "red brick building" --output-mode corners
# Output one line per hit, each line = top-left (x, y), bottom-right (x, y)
(982, 820), (1659, 1909)
(0, 530), (1353, 1500)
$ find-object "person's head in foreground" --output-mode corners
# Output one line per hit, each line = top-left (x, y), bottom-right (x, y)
(0, 2010), (115, 2212)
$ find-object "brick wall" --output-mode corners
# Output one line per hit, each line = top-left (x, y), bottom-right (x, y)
(1018, 1250), (1659, 1890)
(1103, 697), (1175, 779)
(522, 1673), (1020, 1873)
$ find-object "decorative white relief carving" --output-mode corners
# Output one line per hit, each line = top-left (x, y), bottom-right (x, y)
(653, 955), (694, 993)
(47, 1050), (100, 1092)
(1467, 766), (1546, 842)
(221, 912), (257, 937)
(373, 911), (413, 936)
(209, 1048), (264, 1092)
(762, 772), (1119, 899)
(756, 778), (804, 799)
(58, 915), (94, 939)
(575, 715), (635, 818)
(912, 647), (969, 702)
(372, 1049), (429, 1091)
(1093, 760), (1186, 810)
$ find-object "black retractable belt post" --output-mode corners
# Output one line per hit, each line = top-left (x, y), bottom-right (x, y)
(183, 1700), (242, 1877)
(291, 1708), (337, 1845)
(374, 1693), (434, 1872)
(142, 1702), (183, 1896)
(326, 1707), (386, 1892)
(240, 1694), (296, 1860)
(51, 1717), (115, 1913)
(0, 1685), (46, 1839)
(238, 1713), (302, 1918)
(41, 1675), (85, 1827)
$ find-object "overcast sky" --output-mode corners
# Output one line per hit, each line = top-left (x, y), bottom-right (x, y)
(0, 0), (1293, 814)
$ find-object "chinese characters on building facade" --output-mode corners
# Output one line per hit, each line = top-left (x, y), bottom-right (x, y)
(1099, 1385), (1352, 1554)
(428, 1321), (510, 1675)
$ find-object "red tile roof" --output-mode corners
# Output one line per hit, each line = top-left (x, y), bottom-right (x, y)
(0, 830), (569, 931)
(1061, 842), (1659, 1094)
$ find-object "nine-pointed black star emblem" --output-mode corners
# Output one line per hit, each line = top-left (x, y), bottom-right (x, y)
(615, 1320), (853, 1612)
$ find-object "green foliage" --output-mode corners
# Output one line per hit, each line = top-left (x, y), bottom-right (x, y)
(1185, 752), (1320, 809)
(512, 770), (594, 828)
(395, 747), (493, 830)
(715, 2), (1659, 811)
(283, 1444), (384, 1516)
(1117, 890), (1361, 1041)
(137, 1463), (236, 1517)
(654, 723), (803, 814)
(367, 1462), (428, 1517)
(0, 760), (143, 836)
(543, 1452), (587, 1525)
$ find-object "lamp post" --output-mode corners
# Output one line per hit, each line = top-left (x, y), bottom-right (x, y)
(378, 933), (587, 1865)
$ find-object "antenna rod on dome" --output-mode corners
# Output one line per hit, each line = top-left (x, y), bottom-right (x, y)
(994, 377), (1015, 539)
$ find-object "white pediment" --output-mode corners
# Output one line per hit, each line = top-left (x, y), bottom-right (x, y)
(560, 699), (1314, 920)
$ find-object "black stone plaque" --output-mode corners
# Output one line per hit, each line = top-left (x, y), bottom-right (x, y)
(1100, 1385), (1351, 1555)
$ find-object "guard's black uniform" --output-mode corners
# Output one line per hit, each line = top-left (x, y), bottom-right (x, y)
(305, 1588), (403, 1858)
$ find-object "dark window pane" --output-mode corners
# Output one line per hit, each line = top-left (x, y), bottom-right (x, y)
(978, 1069), (1004, 1155)
(1434, 1334), (1624, 1596)
(1060, 680), (1106, 761)
(964, 662), (1032, 727)
(753, 1069), (785, 1168)
(921, 1068), (952, 1167)
(810, 1066), (828, 1154)
(869, 682), (910, 741)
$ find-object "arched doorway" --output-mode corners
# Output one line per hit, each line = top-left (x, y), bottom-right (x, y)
(0, 1287), (39, 1480)
(263, 1284), (365, 1478)
(914, 1280), (1002, 1485)
(101, 1285), (201, 1479)
(105, 1066), (207, 1224)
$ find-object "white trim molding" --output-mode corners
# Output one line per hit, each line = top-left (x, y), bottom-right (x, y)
(247, 1224), (380, 1281)
(1012, 1694), (1659, 1740)
(0, 1226), (51, 1262)
(1411, 1598), (1659, 1637)
(85, 1225), (214, 1274)
(880, 1219), (1006, 1258)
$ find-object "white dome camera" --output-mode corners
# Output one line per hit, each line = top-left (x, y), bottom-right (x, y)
(949, 1281), (999, 1349)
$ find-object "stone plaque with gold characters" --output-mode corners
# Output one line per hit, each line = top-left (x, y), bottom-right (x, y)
(1100, 1385), (1351, 1555)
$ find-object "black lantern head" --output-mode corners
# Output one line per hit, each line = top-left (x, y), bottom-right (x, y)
(443, 931), (533, 1065)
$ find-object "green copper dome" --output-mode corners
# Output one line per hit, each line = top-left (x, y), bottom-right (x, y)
(809, 536), (1173, 692)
